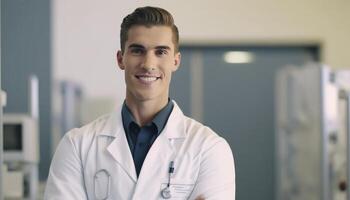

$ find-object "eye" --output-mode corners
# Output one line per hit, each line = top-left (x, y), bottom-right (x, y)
(155, 49), (168, 56)
(130, 48), (145, 55)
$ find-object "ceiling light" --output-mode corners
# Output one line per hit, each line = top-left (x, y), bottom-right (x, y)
(223, 51), (254, 64)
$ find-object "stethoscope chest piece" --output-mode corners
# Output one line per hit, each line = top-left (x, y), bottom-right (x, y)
(161, 187), (171, 199)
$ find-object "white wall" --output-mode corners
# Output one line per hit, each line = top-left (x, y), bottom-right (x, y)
(53, 0), (350, 100)
(135, 0), (350, 68)
(52, 0), (138, 101)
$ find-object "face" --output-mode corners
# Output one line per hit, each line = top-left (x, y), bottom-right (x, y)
(117, 25), (181, 104)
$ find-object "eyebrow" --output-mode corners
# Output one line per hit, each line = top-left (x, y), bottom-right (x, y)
(155, 45), (171, 50)
(128, 43), (171, 50)
(128, 44), (145, 49)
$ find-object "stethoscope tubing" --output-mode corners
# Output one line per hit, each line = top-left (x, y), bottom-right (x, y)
(94, 169), (111, 200)
(94, 161), (175, 200)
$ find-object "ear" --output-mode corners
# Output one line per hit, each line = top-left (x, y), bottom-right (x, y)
(172, 52), (181, 72)
(117, 50), (125, 70)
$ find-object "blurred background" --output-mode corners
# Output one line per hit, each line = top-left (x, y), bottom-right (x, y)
(1, 0), (350, 199)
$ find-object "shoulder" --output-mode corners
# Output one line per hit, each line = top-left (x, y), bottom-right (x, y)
(181, 118), (235, 199)
(62, 113), (114, 152)
(184, 116), (218, 139)
(182, 116), (231, 156)
(66, 113), (112, 139)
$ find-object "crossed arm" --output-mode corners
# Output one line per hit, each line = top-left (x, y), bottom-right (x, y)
(189, 139), (236, 200)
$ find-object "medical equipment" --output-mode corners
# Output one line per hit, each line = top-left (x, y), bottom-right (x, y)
(51, 81), (84, 156)
(275, 64), (350, 200)
(3, 114), (39, 199)
(60, 81), (83, 134)
(93, 160), (176, 199)
(161, 161), (175, 199)
(94, 169), (111, 200)
(1, 90), (7, 200)
(2, 75), (40, 200)
(1, 90), (6, 107)
(3, 114), (39, 163)
(3, 164), (24, 199)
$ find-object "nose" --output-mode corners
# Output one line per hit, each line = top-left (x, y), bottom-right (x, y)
(141, 52), (156, 71)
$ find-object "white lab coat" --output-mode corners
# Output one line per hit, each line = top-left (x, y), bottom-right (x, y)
(44, 101), (235, 200)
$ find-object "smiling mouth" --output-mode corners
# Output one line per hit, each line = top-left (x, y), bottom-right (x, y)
(135, 75), (161, 82)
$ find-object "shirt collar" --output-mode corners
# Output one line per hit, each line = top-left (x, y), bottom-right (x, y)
(121, 99), (174, 135)
(152, 100), (174, 134)
(122, 103), (135, 134)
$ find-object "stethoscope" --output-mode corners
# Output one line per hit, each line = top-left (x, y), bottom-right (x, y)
(94, 161), (175, 200)
(94, 169), (111, 200)
(161, 161), (175, 199)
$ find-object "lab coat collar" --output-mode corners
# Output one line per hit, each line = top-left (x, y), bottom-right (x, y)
(98, 107), (138, 181)
(161, 100), (186, 139)
(97, 100), (186, 139)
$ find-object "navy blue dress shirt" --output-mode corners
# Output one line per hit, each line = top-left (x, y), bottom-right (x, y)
(121, 100), (174, 177)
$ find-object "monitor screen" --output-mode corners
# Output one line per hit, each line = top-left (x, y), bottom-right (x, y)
(3, 124), (23, 151)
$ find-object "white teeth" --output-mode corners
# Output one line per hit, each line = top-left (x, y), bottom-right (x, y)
(139, 77), (157, 82)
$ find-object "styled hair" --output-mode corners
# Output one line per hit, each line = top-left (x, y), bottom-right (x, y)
(120, 6), (179, 53)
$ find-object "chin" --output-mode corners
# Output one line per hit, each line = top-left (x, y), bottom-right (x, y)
(134, 92), (158, 102)
(127, 87), (168, 103)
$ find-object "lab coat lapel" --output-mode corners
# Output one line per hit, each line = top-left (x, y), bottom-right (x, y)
(140, 101), (186, 170)
(133, 102), (186, 196)
(140, 101), (187, 173)
(138, 132), (175, 178)
(99, 106), (137, 182)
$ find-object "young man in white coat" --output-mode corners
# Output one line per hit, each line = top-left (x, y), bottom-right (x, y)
(44, 6), (235, 200)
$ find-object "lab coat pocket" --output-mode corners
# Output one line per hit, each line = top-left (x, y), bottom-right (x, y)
(159, 178), (195, 200)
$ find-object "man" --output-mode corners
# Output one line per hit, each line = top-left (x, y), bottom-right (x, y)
(45, 6), (235, 200)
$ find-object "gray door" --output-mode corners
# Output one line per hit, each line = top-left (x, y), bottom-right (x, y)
(170, 46), (319, 200)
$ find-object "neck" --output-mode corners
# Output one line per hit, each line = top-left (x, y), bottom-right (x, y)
(125, 96), (168, 127)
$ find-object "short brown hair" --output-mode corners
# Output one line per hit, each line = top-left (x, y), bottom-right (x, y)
(120, 6), (179, 53)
